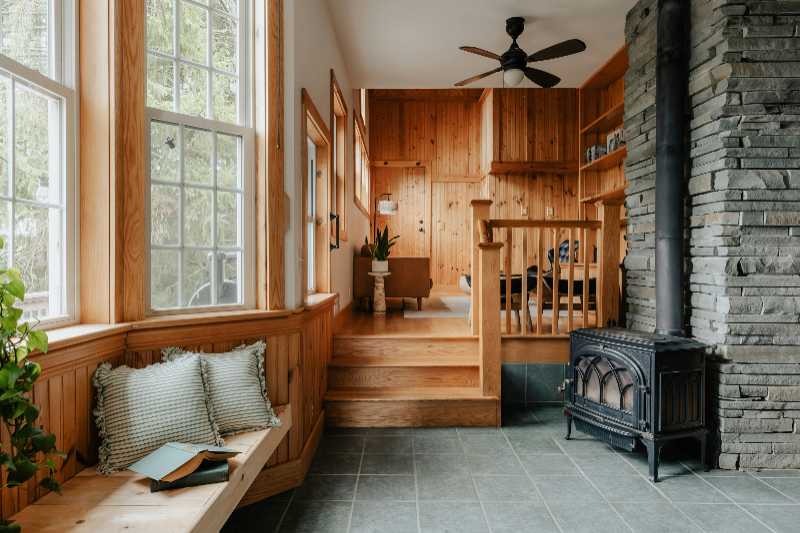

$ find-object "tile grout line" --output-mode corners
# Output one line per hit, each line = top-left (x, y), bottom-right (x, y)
(456, 428), (494, 532)
(503, 412), (566, 533)
(273, 488), (296, 533)
(344, 437), (365, 533)
(747, 470), (800, 504)
(412, 431), (422, 533)
(670, 458), (782, 533)
(548, 431), (636, 533)
(602, 448), (710, 533)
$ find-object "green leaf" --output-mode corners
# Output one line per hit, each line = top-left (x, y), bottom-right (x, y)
(5, 279), (24, 300)
(31, 432), (56, 453)
(0, 365), (23, 389)
(39, 476), (61, 494)
(27, 330), (48, 354)
(0, 521), (22, 533)
(7, 457), (37, 484)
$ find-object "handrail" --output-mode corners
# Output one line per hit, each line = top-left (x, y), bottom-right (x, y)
(471, 200), (623, 403)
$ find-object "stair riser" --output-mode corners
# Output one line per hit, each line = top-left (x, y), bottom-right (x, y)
(333, 337), (477, 358)
(326, 399), (499, 427)
(328, 366), (479, 389)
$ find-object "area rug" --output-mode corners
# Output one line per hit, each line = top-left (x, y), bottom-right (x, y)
(403, 295), (470, 319)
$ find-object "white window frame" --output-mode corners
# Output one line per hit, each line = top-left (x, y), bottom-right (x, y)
(145, 0), (255, 315)
(0, 0), (78, 329)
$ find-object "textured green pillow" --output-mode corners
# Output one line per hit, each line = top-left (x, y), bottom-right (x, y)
(93, 355), (222, 475)
(163, 341), (281, 436)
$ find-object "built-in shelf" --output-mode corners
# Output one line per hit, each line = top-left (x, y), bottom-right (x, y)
(581, 184), (627, 205)
(580, 102), (624, 135)
(580, 146), (627, 173)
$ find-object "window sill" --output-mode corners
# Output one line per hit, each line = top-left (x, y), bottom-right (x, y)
(304, 292), (338, 311)
(40, 300), (339, 354)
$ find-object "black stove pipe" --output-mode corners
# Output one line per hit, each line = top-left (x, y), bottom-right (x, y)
(655, 0), (689, 337)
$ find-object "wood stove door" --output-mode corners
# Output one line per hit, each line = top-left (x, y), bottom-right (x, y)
(570, 347), (644, 429)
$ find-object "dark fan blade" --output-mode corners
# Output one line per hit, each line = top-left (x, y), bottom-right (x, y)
(524, 67), (561, 88)
(454, 67), (502, 87)
(527, 39), (587, 62)
(459, 46), (501, 61)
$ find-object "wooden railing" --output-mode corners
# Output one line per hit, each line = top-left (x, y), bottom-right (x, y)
(484, 219), (602, 336)
(470, 198), (623, 400)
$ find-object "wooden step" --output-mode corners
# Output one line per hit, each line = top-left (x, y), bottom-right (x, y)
(333, 335), (478, 358)
(328, 362), (479, 388)
(325, 387), (499, 427)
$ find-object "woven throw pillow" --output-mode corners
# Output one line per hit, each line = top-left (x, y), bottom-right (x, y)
(163, 341), (281, 436)
(93, 355), (222, 475)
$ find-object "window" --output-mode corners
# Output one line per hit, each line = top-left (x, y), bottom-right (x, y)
(301, 89), (331, 297)
(306, 138), (316, 292)
(146, 0), (253, 312)
(0, 0), (77, 325)
(353, 115), (369, 215)
(359, 88), (367, 124)
(330, 70), (346, 242)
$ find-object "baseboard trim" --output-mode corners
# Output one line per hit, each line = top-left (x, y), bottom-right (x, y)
(238, 410), (325, 507)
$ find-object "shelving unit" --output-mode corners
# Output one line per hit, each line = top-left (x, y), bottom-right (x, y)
(578, 46), (628, 209)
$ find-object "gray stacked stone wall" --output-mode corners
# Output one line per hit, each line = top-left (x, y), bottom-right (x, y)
(626, 0), (800, 469)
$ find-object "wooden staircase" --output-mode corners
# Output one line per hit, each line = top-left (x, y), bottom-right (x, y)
(325, 336), (500, 427)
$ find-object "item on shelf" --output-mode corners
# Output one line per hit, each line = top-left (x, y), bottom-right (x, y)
(128, 441), (240, 491)
(585, 144), (607, 164)
(150, 460), (230, 492)
(606, 127), (626, 155)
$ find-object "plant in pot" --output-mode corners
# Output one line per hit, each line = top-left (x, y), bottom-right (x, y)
(364, 226), (399, 273)
(0, 239), (61, 532)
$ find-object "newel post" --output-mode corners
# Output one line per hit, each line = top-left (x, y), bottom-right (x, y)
(470, 199), (492, 334)
(598, 202), (622, 328)
(478, 241), (503, 399)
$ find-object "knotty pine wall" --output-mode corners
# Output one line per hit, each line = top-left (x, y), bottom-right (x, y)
(9, 301), (334, 521)
(369, 89), (581, 287)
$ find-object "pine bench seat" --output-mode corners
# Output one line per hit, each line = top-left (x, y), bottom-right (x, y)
(10, 404), (292, 533)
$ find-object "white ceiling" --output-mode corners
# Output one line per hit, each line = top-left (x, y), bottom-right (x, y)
(325, 0), (638, 89)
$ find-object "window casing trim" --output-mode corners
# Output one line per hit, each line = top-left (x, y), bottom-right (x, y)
(0, 0), (79, 330)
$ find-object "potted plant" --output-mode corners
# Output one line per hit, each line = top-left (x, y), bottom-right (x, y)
(0, 239), (61, 533)
(364, 226), (399, 273)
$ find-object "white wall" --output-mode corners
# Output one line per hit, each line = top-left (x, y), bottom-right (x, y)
(283, 0), (369, 312)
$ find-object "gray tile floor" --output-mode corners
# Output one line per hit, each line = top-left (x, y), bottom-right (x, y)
(224, 406), (800, 532)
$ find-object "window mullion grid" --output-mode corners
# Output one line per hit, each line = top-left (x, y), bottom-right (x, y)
(206, 2), (213, 120)
(174, 0), (181, 113)
(8, 77), (15, 269)
(177, 124), (185, 307)
(210, 132), (218, 305)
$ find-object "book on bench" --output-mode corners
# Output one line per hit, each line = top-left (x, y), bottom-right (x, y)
(128, 442), (241, 492)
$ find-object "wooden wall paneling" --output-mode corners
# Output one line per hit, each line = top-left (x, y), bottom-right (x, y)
(431, 182), (482, 286)
(119, 0), (147, 321)
(479, 89), (494, 175)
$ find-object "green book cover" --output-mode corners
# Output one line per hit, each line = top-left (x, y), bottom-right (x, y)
(150, 460), (229, 492)
(128, 442), (240, 482)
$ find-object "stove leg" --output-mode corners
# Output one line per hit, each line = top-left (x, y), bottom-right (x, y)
(699, 433), (709, 472)
(565, 414), (573, 440)
(645, 440), (662, 482)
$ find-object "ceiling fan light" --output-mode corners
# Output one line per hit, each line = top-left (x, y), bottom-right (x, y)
(503, 68), (525, 86)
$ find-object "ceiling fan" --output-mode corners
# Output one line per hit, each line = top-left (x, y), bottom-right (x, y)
(455, 17), (586, 88)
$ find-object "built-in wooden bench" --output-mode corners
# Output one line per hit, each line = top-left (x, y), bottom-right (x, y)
(10, 405), (291, 533)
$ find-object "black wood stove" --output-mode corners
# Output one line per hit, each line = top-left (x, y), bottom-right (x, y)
(565, 328), (707, 481)
(564, 0), (708, 482)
